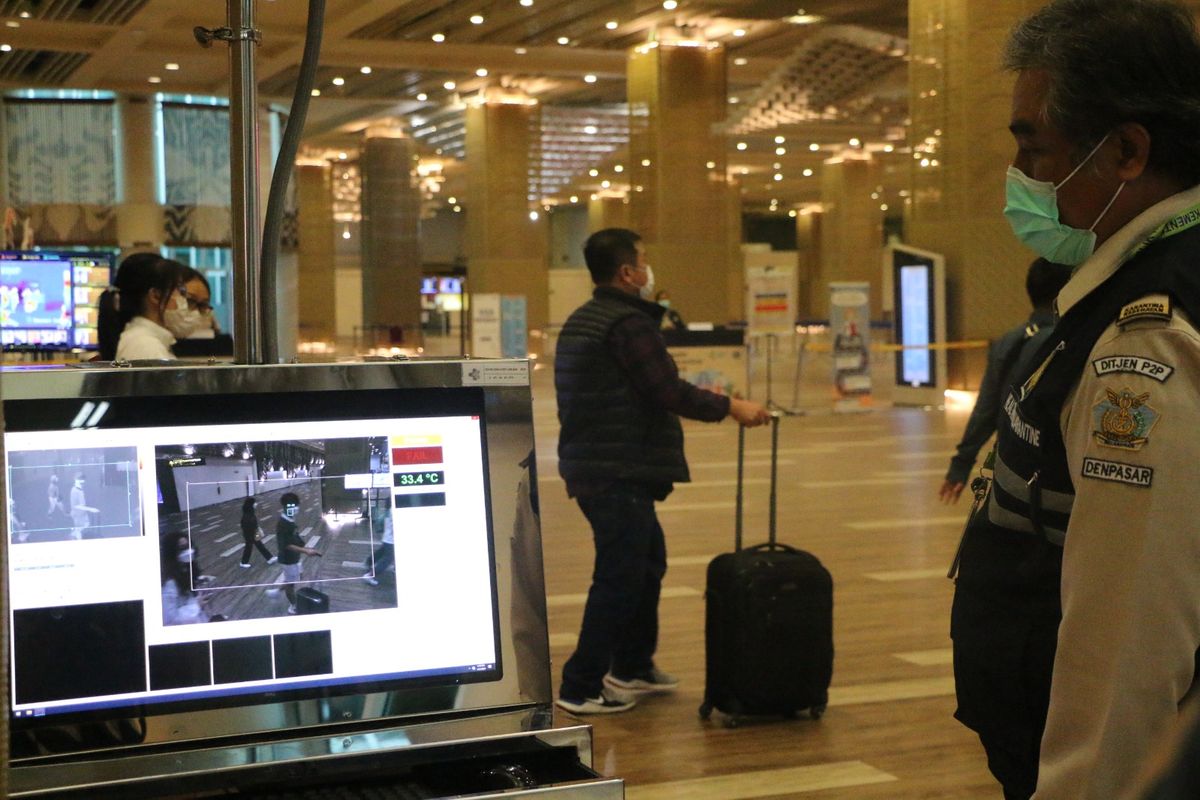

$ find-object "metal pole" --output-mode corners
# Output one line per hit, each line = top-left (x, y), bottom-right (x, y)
(228, 0), (262, 364)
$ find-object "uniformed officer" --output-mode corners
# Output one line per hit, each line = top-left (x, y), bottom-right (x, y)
(951, 2), (1200, 799)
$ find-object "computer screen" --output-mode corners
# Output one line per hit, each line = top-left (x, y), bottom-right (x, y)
(0, 251), (111, 349)
(4, 385), (501, 728)
(892, 249), (938, 389)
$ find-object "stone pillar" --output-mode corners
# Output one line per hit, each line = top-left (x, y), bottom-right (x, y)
(627, 40), (730, 325)
(465, 100), (549, 330)
(907, 0), (1045, 386)
(296, 163), (336, 347)
(587, 195), (629, 233)
(725, 179), (744, 322)
(818, 156), (884, 317)
(796, 210), (824, 318)
(360, 128), (423, 346)
(116, 95), (162, 252)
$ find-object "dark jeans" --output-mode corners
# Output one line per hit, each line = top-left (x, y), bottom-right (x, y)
(560, 482), (666, 701)
(240, 530), (274, 564)
(951, 583), (1061, 800)
(372, 541), (395, 573)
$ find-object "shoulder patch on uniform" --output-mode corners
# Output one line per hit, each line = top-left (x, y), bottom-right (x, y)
(1092, 355), (1175, 383)
(1117, 295), (1172, 326)
(1081, 457), (1153, 488)
(1092, 387), (1160, 450)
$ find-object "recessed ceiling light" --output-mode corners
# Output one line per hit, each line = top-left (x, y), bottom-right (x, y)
(706, 161), (716, 169)
(641, 159), (651, 166)
(606, 20), (618, 30)
(311, 89), (321, 96)
(786, 14), (824, 25)
(614, 164), (624, 172)
(476, 67), (489, 77)
(0, 43), (12, 52)
(557, 36), (570, 45)
(733, 57), (748, 66)
(416, 92), (428, 101)
(883, 144), (895, 152)
(569, 195), (578, 203)
(733, 28), (746, 37)
(18, 10), (30, 18)
(809, 143), (819, 151)
(583, 74), (597, 83)
(803, 168), (813, 176)
(774, 135), (785, 144)
(148, 76), (162, 84)
(432, 33), (446, 42)
(663, 0), (678, 9)
(520, 0), (534, 5)
(584, 126), (598, 135)
(444, 81), (457, 90)
(454, 205), (462, 212)
(165, 62), (180, 70)
(600, 180), (610, 188)
(515, 47), (527, 54)
(736, 142), (747, 150)
(332, 76), (345, 86)
(728, 96), (739, 104)
(470, 14), (484, 24)
(338, 152), (347, 160)
(4, 21), (17, 28)
(588, 168), (599, 176)
(849, 137), (861, 147)
(360, 66), (372, 74)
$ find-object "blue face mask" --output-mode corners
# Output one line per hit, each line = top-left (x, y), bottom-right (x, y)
(1004, 135), (1125, 266)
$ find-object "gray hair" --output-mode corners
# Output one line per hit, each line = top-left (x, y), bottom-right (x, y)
(1003, 0), (1200, 185)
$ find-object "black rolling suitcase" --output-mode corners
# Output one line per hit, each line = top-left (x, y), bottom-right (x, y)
(700, 414), (834, 726)
(296, 586), (329, 614)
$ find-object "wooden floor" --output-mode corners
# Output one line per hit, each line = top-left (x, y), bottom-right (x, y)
(529, 348), (1001, 799)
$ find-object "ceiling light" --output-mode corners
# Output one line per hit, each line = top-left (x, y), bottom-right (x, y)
(470, 14), (485, 24)
(774, 135), (785, 144)
(148, 76), (162, 84)
(733, 57), (748, 66)
(880, 204), (889, 211)
(733, 28), (746, 37)
(614, 164), (624, 172)
(557, 36), (570, 45)
(584, 125), (597, 135)
(0, 43), (12, 52)
(165, 62), (180, 71)
(883, 144), (895, 153)
(529, 211), (539, 221)
(311, 89), (321, 96)
(803, 168), (813, 176)
(18, 10), (30, 18)
(338, 152), (347, 160)
(706, 161), (716, 169)
(809, 143), (819, 151)
(332, 76), (345, 86)
(432, 33), (446, 42)
(416, 92), (428, 101)
(641, 159), (651, 166)
(569, 195), (579, 203)
(606, 20), (618, 29)
(600, 180), (611, 188)
(360, 66), (372, 74)
(776, 147), (786, 155)
(342, 227), (351, 240)
(728, 96), (739, 104)
(736, 142), (747, 150)
(774, 173), (783, 181)
(786, 14), (824, 24)
(588, 168), (599, 177)
(454, 205), (462, 212)
(849, 137), (861, 147)
(4, 21), (17, 28)
(521, 0), (534, 5)
(663, 0), (678, 9)
(444, 81), (457, 90)
(476, 67), (489, 77)
(789, 209), (798, 217)
(584, 74), (597, 83)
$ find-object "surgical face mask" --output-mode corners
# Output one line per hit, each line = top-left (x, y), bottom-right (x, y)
(638, 264), (656, 301)
(163, 291), (203, 338)
(283, 504), (298, 520)
(658, 298), (671, 309)
(1003, 135), (1125, 266)
(177, 547), (195, 564)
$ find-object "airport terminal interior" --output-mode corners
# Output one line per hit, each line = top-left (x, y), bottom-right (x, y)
(3, 0), (1182, 797)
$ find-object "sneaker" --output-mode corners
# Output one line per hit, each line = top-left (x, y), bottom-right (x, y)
(267, 556), (278, 564)
(287, 605), (298, 615)
(604, 668), (680, 694)
(239, 562), (252, 569)
(362, 572), (379, 586)
(265, 586), (281, 596)
(555, 690), (637, 715)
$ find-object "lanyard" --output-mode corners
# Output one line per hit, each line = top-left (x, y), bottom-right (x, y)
(1022, 200), (1200, 398)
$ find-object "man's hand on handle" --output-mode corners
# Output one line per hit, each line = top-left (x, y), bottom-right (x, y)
(729, 398), (772, 427)
(938, 479), (965, 504)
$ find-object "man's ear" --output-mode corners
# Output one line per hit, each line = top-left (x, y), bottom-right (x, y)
(1112, 121), (1151, 182)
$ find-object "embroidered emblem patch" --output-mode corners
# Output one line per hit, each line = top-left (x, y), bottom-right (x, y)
(1092, 388), (1160, 450)
(1092, 355), (1175, 383)
(1081, 457), (1153, 488)
(1117, 295), (1172, 326)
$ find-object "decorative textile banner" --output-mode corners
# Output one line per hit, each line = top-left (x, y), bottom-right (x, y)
(4, 100), (117, 206)
(162, 103), (231, 206)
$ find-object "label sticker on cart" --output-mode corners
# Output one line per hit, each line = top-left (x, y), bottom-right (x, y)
(461, 362), (530, 386)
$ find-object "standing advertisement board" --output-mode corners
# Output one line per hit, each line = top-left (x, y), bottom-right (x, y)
(829, 281), (873, 413)
(471, 294), (528, 359)
(745, 264), (796, 336)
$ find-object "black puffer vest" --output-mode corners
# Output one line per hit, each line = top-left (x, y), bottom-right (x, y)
(555, 287), (688, 494)
(959, 220), (1200, 593)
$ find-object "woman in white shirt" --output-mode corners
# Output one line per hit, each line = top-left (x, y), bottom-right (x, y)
(99, 255), (193, 361)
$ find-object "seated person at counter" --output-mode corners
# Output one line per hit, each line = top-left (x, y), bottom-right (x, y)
(97, 254), (189, 361)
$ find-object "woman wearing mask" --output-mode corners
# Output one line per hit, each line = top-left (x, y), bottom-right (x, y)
(100, 255), (191, 361)
(179, 265), (219, 339)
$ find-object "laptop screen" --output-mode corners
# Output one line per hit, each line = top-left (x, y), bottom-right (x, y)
(4, 385), (501, 727)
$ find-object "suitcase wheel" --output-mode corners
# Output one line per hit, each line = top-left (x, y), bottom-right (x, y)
(698, 702), (713, 721)
(722, 715), (741, 729)
(810, 704), (826, 720)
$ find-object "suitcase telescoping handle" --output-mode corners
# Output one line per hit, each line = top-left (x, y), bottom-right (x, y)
(735, 411), (782, 552)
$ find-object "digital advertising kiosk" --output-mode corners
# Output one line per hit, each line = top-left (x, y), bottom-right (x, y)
(886, 243), (948, 407)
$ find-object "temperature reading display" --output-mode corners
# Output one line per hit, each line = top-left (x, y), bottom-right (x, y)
(395, 470), (444, 487)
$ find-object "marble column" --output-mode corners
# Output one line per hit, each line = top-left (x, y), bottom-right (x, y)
(627, 40), (731, 325)
(360, 128), (423, 347)
(116, 95), (162, 252)
(818, 156), (884, 317)
(296, 163), (336, 347)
